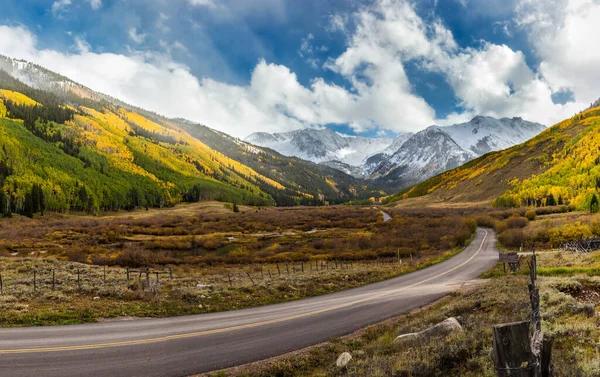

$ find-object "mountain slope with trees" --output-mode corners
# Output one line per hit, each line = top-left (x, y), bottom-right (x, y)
(388, 105), (600, 210)
(0, 59), (381, 216)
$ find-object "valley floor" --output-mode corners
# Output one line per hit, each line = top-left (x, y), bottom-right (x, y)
(0, 202), (474, 326)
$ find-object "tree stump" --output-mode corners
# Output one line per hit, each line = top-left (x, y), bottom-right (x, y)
(491, 321), (536, 377)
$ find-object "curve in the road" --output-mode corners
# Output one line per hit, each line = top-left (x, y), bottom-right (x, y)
(0, 228), (499, 377)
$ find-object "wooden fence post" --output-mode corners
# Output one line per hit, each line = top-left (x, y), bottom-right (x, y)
(491, 321), (536, 377)
(77, 269), (81, 290)
(246, 272), (255, 285)
(33, 269), (37, 291)
(0, 272), (3, 294)
(277, 264), (281, 276)
(491, 248), (553, 377)
(126, 267), (130, 281)
(103, 266), (106, 283)
(169, 268), (173, 280)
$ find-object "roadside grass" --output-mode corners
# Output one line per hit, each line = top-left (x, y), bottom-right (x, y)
(0, 245), (466, 326)
(205, 275), (600, 377)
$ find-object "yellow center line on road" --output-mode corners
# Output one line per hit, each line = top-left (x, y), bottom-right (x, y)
(0, 230), (489, 355)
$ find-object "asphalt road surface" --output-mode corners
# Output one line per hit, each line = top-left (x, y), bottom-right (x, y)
(0, 228), (498, 377)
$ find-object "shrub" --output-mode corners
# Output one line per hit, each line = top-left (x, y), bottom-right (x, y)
(524, 210), (536, 221)
(498, 228), (527, 248)
(506, 216), (528, 229)
(66, 249), (88, 264)
(91, 254), (112, 266)
(115, 246), (151, 267)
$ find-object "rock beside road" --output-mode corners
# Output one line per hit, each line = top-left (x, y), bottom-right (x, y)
(336, 352), (352, 368)
(394, 317), (463, 345)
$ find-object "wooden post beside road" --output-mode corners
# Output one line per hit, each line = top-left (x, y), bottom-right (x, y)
(491, 248), (553, 377)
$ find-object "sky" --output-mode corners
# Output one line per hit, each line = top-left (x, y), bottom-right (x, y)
(0, 0), (598, 138)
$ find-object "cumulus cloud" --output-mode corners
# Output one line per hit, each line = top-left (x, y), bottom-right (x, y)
(0, 0), (596, 138)
(325, 0), (583, 127)
(516, 0), (600, 106)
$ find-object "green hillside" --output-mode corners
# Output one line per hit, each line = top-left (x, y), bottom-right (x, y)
(0, 63), (386, 217)
(388, 105), (600, 210)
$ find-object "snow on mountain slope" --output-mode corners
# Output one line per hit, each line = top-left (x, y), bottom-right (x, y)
(371, 127), (473, 184)
(438, 116), (546, 156)
(245, 128), (396, 166)
(370, 116), (546, 185)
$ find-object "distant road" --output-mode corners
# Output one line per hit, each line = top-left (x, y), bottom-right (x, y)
(0, 229), (498, 377)
(374, 206), (392, 222)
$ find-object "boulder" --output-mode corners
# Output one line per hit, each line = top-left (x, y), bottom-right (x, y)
(195, 283), (213, 290)
(336, 352), (352, 368)
(395, 317), (463, 345)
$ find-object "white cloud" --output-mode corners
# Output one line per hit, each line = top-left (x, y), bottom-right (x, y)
(73, 36), (91, 53)
(128, 28), (146, 44)
(326, 14), (348, 33)
(322, 0), (583, 128)
(87, 0), (102, 10)
(0, 0), (596, 139)
(515, 0), (600, 106)
(51, 0), (71, 17)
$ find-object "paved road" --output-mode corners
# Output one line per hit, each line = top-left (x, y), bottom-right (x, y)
(0, 228), (498, 377)
(372, 207), (392, 222)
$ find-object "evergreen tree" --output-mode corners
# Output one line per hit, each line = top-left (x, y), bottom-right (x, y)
(23, 191), (34, 218)
(31, 184), (41, 213)
(546, 193), (556, 206)
(0, 190), (5, 217)
(558, 195), (564, 205)
(591, 194), (599, 213)
(39, 185), (45, 215)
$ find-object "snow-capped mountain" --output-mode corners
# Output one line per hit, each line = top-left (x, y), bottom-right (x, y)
(439, 116), (546, 156)
(245, 128), (399, 167)
(371, 116), (546, 185)
(0, 55), (104, 101)
(370, 127), (475, 184)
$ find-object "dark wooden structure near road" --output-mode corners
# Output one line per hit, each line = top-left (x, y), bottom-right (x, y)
(499, 252), (521, 273)
(491, 251), (554, 376)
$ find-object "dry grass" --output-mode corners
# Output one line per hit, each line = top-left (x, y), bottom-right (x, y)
(204, 275), (600, 377)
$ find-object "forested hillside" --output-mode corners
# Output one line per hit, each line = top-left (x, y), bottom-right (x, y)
(0, 66), (377, 217)
(388, 105), (600, 211)
(172, 119), (382, 206)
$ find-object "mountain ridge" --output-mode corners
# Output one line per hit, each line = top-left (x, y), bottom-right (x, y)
(246, 116), (546, 186)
